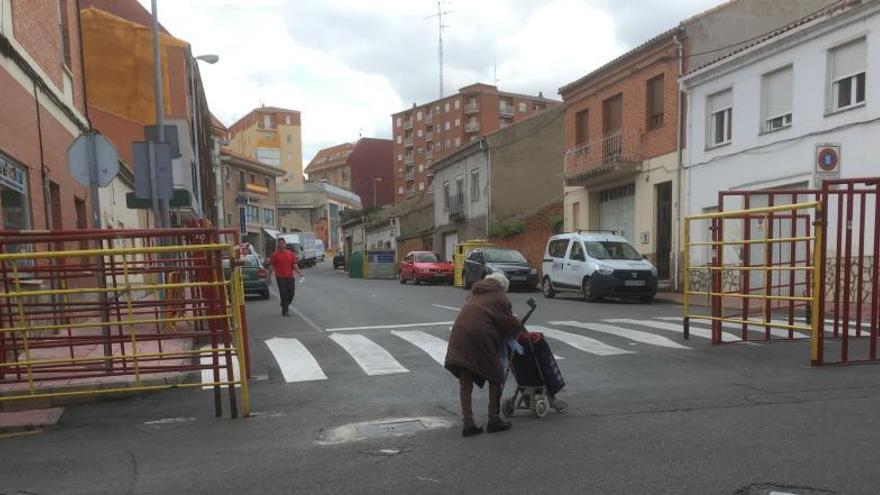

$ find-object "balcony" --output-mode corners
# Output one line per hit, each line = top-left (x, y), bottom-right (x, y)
(404, 137), (413, 147)
(464, 102), (479, 115)
(448, 194), (465, 221)
(404, 168), (415, 180)
(499, 104), (514, 118)
(564, 130), (643, 187)
(464, 121), (480, 133)
(403, 119), (413, 129)
(425, 131), (433, 141)
(405, 154), (414, 164)
(425, 113), (433, 124)
(426, 150), (433, 160)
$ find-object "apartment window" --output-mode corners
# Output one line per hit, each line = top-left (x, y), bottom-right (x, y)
(0, 155), (30, 233)
(445, 102), (450, 112)
(442, 181), (450, 211)
(454, 99), (460, 109)
(285, 115), (291, 125)
(419, 182), (425, 191)
(397, 153), (402, 161)
(829, 38), (866, 112)
(707, 89), (733, 147)
(646, 74), (665, 130)
(249, 173), (255, 184)
(263, 208), (275, 226)
(419, 164), (424, 172)
(518, 101), (527, 113)
(572, 202), (581, 229)
(398, 186), (404, 194)
(59, 0), (72, 68)
(417, 129), (423, 137)
(445, 121), (451, 131)
(470, 169), (480, 201)
(245, 204), (259, 224)
(239, 170), (245, 188)
(454, 137), (461, 147)
(263, 115), (271, 128)
(286, 134), (292, 143)
(396, 135), (402, 144)
(455, 118), (460, 127)
(574, 109), (589, 146)
(417, 111), (423, 121)
(445, 139), (451, 148)
(264, 177), (271, 189)
(396, 117), (402, 127)
(455, 176), (464, 201)
(762, 66), (793, 132)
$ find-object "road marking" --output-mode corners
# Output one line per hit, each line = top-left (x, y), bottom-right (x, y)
(329, 333), (409, 376)
(326, 321), (455, 332)
(527, 325), (634, 356)
(265, 338), (328, 383)
(200, 345), (240, 389)
(549, 321), (691, 350)
(432, 304), (460, 311)
(391, 330), (448, 365)
(292, 307), (324, 333)
(606, 318), (741, 343)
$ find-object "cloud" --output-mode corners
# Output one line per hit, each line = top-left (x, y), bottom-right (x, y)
(142, 0), (721, 163)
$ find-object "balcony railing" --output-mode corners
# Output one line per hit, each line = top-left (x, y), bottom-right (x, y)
(464, 102), (479, 114)
(404, 137), (413, 147)
(425, 131), (433, 141)
(405, 154), (414, 164)
(564, 130), (643, 186)
(448, 193), (465, 221)
(464, 121), (480, 133)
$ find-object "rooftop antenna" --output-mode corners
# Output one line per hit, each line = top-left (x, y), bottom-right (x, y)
(258, 82), (264, 107)
(424, 1), (451, 99)
(493, 55), (500, 87)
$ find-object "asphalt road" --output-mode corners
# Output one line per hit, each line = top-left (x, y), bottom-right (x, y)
(2, 262), (880, 494)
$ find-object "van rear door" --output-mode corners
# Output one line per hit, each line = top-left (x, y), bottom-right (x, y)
(544, 237), (570, 287)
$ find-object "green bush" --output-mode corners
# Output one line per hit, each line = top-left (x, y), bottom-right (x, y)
(489, 220), (526, 239)
(550, 215), (564, 234)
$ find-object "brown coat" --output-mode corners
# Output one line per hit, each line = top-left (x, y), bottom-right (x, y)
(444, 280), (523, 386)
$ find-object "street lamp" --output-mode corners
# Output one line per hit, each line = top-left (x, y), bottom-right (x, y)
(189, 53), (219, 221)
(372, 176), (383, 208)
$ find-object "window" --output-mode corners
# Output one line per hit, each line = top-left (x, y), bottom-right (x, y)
(646, 74), (665, 130)
(249, 173), (255, 184)
(59, 0), (72, 68)
(454, 99), (460, 109)
(263, 115), (271, 128)
(286, 134), (292, 143)
(547, 239), (570, 258)
(397, 135), (402, 144)
(397, 153), (402, 161)
(470, 169), (480, 201)
(829, 38), (866, 112)
(239, 170), (245, 188)
(442, 181), (450, 211)
(419, 182), (425, 191)
(417, 111), (423, 121)
(263, 208), (275, 226)
(417, 129), (423, 137)
(454, 137), (461, 147)
(568, 242), (586, 262)
(398, 186), (404, 194)
(444, 102), (450, 112)
(707, 89), (732, 147)
(762, 66), (793, 132)
(572, 201), (580, 229)
(396, 117), (402, 127)
(264, 177), (271, 189)
(518, 101), (527, 113)
(285, 115), (291, 125)
(245, 204), (259, 224)
(455, 118), (460, 126)
(444, 121), (451, 131)
(574, 110), (589, 146)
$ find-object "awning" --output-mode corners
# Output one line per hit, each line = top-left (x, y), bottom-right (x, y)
(262, 228), (281, 239)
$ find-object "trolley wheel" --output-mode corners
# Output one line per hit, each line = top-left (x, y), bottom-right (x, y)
(501, 398), (515, 418)
(535, 398), (549, 418)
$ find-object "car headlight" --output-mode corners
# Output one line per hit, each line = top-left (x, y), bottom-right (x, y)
(650, 266), (658, 276)
(596, 265), (614, 276)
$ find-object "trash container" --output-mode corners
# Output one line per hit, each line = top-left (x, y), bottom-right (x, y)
(453, 240), (495, 288)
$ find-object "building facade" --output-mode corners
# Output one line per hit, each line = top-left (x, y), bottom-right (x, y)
(560, 0), (838, 289)
(226, 106), (303, 191)
(305, 138), (394, 208)
(277, 182), (362, 253)
(220, 149), (284, 256)
(391, 83), (561, 203)
(432, 107), (564, 267)
(681, 0), (880, 257)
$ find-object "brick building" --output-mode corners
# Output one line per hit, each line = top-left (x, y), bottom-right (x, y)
(0, 0), (93, 233)
(560, 0), (837, 289)
(305, 138), (393, 208)
(220, 149), (284, 257)
(226, 106), (303, 191)
(391, 83), (560, 203)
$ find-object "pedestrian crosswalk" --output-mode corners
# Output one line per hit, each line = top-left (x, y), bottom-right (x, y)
(197, 315), (831, 387)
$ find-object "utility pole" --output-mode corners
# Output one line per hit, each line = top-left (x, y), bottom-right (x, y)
(424, 1), (451, 99)
(151, 0), (170, 228)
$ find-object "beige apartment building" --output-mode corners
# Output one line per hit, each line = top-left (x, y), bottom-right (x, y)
(226, 105), (303, 191)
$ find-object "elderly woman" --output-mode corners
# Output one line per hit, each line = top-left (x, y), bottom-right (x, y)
(444, 272), (522, 437)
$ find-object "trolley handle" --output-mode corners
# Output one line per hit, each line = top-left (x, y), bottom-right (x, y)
(519, 298), (537, 327)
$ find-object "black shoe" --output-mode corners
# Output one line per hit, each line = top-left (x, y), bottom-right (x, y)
(281, 309), (289, 316)
(462, 425), (483, 437)
(487, 420), (512, 433)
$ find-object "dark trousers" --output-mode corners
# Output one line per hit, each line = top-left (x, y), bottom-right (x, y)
(458, 370), (501, 427)
(276, 277), (295, 312)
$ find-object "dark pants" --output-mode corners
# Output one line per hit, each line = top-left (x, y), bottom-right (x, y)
(276, 277), (295, 312)
(458, 370), (500, 427)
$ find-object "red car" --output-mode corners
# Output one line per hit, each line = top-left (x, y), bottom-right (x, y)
(399, 251), (453, 285)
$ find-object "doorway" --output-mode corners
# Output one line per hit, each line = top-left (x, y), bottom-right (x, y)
(655, 181), (672, 281)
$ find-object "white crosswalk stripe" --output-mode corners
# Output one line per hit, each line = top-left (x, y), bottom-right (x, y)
(329, 333), (410, 376)
(527, 325), (634, 356)
(391, 330), (448, 365)
(606, 318), (742, 343)
(549, 321), (691, 349)
(265, 337), (328, 383)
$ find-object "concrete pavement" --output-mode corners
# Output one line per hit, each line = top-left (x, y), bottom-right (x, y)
(1, 261), (879, 494)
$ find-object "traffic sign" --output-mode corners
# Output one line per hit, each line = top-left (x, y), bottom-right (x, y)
(133, 141), (173, 200)
(67, 132), (119, 187)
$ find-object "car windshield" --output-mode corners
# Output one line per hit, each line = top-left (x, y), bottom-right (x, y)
(242, 255), (261, 267)
(484, 248), (527, 264)
(415, 253), (439, 263)
(584, 241), (643, 260)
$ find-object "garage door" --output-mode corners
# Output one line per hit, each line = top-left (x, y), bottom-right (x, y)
(599, 184), (635, 244)
(443, 232), (458, 262)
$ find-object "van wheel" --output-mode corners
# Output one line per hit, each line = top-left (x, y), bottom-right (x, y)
(582, 278), (601, 303)
(542, 277), (556, 299)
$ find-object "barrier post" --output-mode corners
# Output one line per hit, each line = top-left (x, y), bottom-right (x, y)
(683, 217), (690, 340)
(811, 203), (824, 366)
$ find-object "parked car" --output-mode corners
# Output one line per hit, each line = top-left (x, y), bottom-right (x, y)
(462, 247), (538, 290)
(315, 239), (326, 262)
(399, 251), (453, 285)
(542, 231), (657, 303)
(223, 254), (270, 299)
(333, 251), (346, 269)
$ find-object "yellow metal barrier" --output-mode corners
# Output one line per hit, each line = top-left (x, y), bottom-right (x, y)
(453, 240), (494, 288)
(0, 240), (249, 418)
(683, 201), (822, 347)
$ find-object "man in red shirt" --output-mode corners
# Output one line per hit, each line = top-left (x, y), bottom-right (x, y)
(268, 238), (304, 316)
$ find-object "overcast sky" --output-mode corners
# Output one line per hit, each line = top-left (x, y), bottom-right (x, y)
(140, 0), (721, 164)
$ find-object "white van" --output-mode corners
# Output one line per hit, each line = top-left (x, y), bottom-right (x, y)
(542, 231), (658, 303)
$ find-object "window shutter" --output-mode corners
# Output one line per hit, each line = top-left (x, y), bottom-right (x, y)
(832, 38), (866, 79)
(764, 67), (793, 118)
(650, 76), (664, 115)
(709, 89), (732, 114)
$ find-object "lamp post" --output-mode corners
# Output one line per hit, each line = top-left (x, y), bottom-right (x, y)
(189, 53), (219, 220)
(372, 176), (383, 208)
